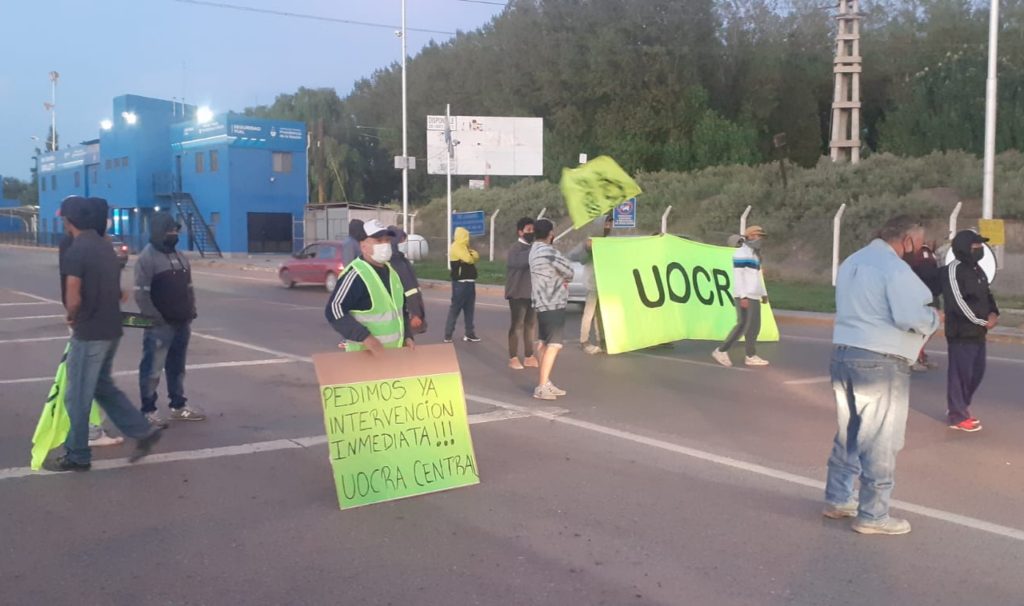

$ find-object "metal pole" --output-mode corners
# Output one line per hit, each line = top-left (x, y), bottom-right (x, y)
(948, 201), (963, 242)
(489, 208), (501, 262)
(305, 132), (311, 204)
(982, 0), (999, 220)
(536, 208), (546, 220)
(661, 206), (672, 234)
(446, 103), (453, 271)
(400, 0), (409, 232)
(410, 212), (417, 236)
(49, 71), (59, 151)
(832, 203), (847, 287)
(553, 225), (573, 242)
(740, 205), (752, 235)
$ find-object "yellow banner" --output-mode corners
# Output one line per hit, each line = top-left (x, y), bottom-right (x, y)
(561, 156), (642, 228)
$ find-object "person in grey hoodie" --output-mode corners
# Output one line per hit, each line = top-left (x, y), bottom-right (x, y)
(529, 219), (574, 400)
(135, 212), (204, 425)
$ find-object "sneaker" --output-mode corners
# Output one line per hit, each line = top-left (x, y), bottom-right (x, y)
(443, 338), (453, 344)
(43, 455), (91, 472)
(170, 406), (207, 422)
(463, 335), (481, 343)
(583, 344), (603, 355)
(509, 358), (525, 370)
(546, 382), (567, 396)
(523, 355), (539, 368)
(145, 412), (169, 429)
(88, 433), (125, 447)
(711, 349), (732, 367)
(533, 384), (558, 401)
(129, 428), (164, 463)
(949, 418), (982, 432)
(822, 501), (858, 519)
(745, 355), (770, 367)
(851, 517), (912, 536)
(911, 362), (928, 372)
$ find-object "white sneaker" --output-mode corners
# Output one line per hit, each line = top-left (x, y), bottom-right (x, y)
(745, 355), (770, 366)
(88, 432), (125, 447)
(533, 384), (558, 401)
(145, 412), (169, 429)
(851, 517), (912, 536)
(582, 344), (602, 355)
(546, 382), (567, 396)
(711, 349), (732, 367)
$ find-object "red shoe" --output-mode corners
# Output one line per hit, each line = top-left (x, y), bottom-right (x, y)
(949, 418), (982, 432)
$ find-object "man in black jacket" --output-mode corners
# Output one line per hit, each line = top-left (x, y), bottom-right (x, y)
(505, 217), (538, 369)
(942, 230), (999, 432)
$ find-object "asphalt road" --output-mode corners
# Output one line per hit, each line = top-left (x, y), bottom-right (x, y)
(1, 246), (1023, 606)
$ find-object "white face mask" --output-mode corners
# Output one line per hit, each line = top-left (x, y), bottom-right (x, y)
(371, 242), (392, 263)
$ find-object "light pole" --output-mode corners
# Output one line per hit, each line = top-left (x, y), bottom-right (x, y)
(399, 0), (409, 233)
(982, 0), (999, 220)
(47, 71), (59, 152)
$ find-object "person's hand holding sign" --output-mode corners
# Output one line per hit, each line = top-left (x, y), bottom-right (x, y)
(363, 336), (385, 355)
(405, 338), (416, 350)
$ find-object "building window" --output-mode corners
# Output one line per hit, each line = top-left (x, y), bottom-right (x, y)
(51, 175), (57, 189)
(91, 166), (98, 184)
(74, 171), (81, 188)
(272, 152), (292, 173)
(114, 158), (121, 168)
(122, 156), (129, 168)
(196, 152), (205, 173)
(106, 159), (112, 170)
(41, 177), (46, 192)
(210, 150), (219, 172)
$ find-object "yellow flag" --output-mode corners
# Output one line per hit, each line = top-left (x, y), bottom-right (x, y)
(560, 156), (642, 229)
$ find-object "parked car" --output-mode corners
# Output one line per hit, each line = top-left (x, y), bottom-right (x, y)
(279, 241), (346, 292)
(568, 261), (587, 305)
(110, 238), (129, 269)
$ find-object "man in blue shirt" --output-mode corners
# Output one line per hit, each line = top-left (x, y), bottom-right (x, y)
(822, 216), (941, 536)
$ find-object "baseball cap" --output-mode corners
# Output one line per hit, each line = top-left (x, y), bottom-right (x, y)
(360, 219), (396, 240)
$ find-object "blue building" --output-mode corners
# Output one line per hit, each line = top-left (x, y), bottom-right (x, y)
(38, 94), (307, 255)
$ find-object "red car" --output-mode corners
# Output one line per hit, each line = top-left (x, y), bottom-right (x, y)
(279, 241), (346, 291)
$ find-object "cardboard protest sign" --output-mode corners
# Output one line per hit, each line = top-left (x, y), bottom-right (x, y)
(312, 344), (480, 510)
(561, 156), (642, 229)
(592, 235), (780, 354)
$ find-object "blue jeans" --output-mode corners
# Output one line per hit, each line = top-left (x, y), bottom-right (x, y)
(825, 346), (911, 522)
(139, 323), (191, 413)
(64, 337), (153, 464)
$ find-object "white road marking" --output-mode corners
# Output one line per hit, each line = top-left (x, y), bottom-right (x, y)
(0, 314), (65, 321)
(10, 291), (61, 304)
(0, 302), (56, 307)
(191, 270), (279, 284)
(783, 376), (832, 385)
(193, 331), (313, 362)
(0, 335), (68, 345)
(0, 358), (295, 385)
(634, 352), (753, 372)
(0, 408), (531, 481)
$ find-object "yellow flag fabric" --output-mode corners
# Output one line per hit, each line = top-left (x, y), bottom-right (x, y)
(561, 156), (642, 228)
(30, 344), (103, 470)
(592, 235), (780, 354)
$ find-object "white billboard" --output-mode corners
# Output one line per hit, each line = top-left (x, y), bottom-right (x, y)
(426, 115), (543, 176)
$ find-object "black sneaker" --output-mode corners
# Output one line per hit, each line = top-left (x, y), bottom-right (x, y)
(43, 455), (91, 472)
(129, 428), (164, 463)
(463, 335), (481, 343)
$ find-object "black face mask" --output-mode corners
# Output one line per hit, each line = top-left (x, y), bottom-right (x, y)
(164, 234), (180, 249)
(972, 247), (984, 262)
(522, 232), (535, 244)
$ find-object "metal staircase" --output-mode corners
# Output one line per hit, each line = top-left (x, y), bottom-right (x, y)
(156, 192), (223, 258)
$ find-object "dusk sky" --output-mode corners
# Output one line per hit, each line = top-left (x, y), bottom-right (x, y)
(0, 0), (505, 180)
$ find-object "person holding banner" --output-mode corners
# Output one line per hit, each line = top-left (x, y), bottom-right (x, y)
(529, 219), (575, 400)
(505, 217), (539, 370)
(569, 215), (612, 355)
(326, 220), (414, 354)
(712, 226), (770, 367)
(823, 216), (940, 535)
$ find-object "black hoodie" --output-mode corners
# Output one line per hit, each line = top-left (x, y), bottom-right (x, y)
(941, 230), (999, 342)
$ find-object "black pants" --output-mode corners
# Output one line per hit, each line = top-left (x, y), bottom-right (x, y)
(444, 281), (476, 339)
(508, 298), (536, 358)
(719, 298), (761, 357)
(947, 341), (986, 424)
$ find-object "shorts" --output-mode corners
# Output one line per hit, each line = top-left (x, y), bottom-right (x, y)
(537, 309), (566, 347)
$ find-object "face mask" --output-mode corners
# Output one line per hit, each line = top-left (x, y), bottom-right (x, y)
(522, 232), (535, 244)
(164, 234), (179, 249)
(371, 242), (392, 264)
(747, 239), (763, 251)
(972, 247), (984, 262)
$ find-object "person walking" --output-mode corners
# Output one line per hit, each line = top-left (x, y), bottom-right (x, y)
(529, 219), (574, 400)
(444, 226), (480, 343)
(713, 225), (769, 367)
(942, 230), (999, 432)
(822, 216), (941, 535)
(44, 197), (162, 471)
(388, 226), (427, 335)
(326, 220), (414, 353)
(506, 217), (539, 370)
(341, 219), (364, 266)
(569, 215), (612, 355)
(135, 212), (204, 426)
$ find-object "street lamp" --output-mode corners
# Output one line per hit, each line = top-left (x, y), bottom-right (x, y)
(196, 106), (214, 124)
(122, 111), (138, 125)
(399, 0), (409, 232)
(981, 0), (999, 220)
(100, 119), (113, 131)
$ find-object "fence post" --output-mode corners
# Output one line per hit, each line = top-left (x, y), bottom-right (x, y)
(409, 212), (417, 236)
(832, 203), (847, 287)
(948, 201), (963, 242)
(740, 205), (752, 235)
(660, 206), (672, 234)
(536, 208), (547, 220)
(489, 208), (501, 262)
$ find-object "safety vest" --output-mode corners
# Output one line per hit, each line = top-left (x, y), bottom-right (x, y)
(344, 258), (406, 352)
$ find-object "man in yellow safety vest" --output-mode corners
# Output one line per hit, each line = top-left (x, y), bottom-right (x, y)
(325, 219), (415, 353)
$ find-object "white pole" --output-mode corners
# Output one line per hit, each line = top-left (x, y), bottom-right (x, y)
(948, 201), (963, 241)
(536, 208), (547, 220)
(553, 225), (573, 242)
(410, 212), (417, 236)
(661, 205), (672, 234)
(982, 0), (999, 220)
(739, 205), (752, 235)
(489, 208), (501, 262)
(305, 132), (311, 204)
(400, 0), (409, 232)
(832, 203), (847, 287)
(446, 103), (453, 271)
(49, 71), (58, 151)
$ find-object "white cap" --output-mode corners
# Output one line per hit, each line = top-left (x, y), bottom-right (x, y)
(361, 219), (395, 240)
